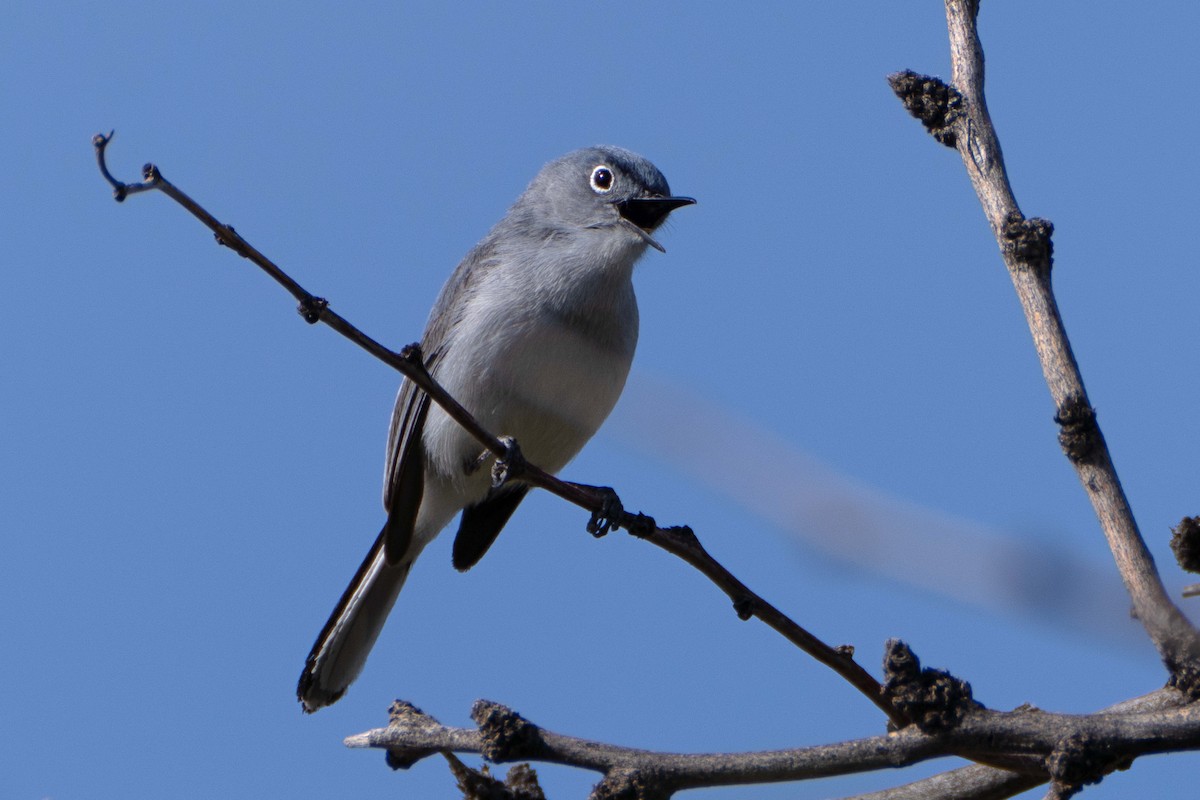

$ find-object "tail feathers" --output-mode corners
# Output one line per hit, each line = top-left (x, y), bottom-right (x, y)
(298, 529), (412, 712)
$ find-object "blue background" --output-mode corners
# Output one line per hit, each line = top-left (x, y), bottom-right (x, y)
(5, 3), (1200, 798)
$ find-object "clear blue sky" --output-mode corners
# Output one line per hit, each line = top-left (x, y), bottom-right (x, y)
(5, 3), (1200, 798)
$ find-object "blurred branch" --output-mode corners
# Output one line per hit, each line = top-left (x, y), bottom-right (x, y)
(615, 375), (1140, 646)
(889, 1), (1200, 690)
(91, 130), (906, 726)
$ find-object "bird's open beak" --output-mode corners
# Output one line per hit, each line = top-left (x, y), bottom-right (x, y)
(616, 195), (695, 252)
(618, 195), (696, 231)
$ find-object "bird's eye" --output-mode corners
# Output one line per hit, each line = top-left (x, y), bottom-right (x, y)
(590, 165), (615, 193)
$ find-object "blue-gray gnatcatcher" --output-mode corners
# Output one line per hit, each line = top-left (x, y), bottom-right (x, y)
(298, 146), (693, 711)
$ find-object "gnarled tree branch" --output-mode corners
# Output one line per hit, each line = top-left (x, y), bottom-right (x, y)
(348, 685), (1200, 799)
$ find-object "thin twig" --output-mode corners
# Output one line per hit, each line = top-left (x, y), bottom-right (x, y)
(92, 130), (908, 727)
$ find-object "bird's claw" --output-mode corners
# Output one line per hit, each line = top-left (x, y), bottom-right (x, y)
(587, 487), (624, 537)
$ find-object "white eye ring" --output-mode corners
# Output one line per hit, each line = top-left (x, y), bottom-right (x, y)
(590, 165), (615, 193)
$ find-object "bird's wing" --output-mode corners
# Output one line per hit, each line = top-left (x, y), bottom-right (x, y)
(381, 372), (431, 565)
(382, 237), (504, 564)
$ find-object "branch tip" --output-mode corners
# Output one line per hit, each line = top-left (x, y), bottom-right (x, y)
(92, 132), (164, 202)
(92, 130), (129, 201)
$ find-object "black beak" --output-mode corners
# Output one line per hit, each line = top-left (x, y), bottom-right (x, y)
(617, 195), (696, 232)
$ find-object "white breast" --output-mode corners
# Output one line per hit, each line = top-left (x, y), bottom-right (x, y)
(422, 246), (640, 496)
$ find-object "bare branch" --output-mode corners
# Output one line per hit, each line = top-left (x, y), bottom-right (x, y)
(445, 752), (547, 800)
(348, 690), (1200, 798)
(840, 655), (1196, 800)
(347, 700), (946, 797)
(842, 764), (1040, 800)
(890, 0), (1200, 689)
(92, 131), (906, 726)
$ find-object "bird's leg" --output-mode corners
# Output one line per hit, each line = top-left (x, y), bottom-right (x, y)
(490, 436), (527, 487)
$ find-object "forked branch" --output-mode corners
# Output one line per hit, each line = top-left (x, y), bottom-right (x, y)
(890, 0), (1200, 690)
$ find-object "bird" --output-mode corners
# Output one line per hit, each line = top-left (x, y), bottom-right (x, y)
(297, 146), (693, 711)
